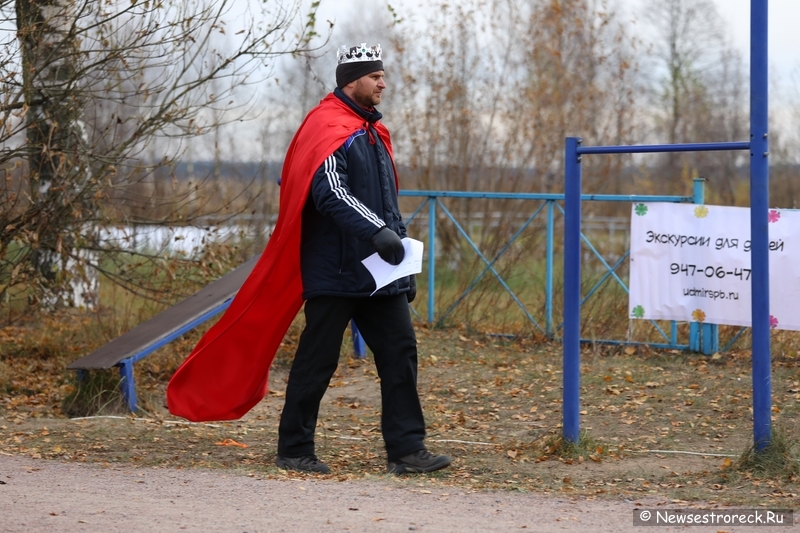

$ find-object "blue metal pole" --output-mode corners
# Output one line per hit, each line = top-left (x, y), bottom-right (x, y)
(428, 198), (437, 324)
(546, 201), (555, 337)
(692, 178), (705, 205)
(702, 327), (719, 355)
(351, 321), (366, 359)
(692, 178), (719, 354)
(689, 322), (700, 352)
(578, 141), (750, 155)
(119, 360), (137, 412)
(563, 137), (582, 443)
(688, 165), (702, 349)
(402, 189), (695, 203)
(750, 0), (771, 450)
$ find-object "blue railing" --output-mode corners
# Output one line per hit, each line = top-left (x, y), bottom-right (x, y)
(397, 181), (713, 350)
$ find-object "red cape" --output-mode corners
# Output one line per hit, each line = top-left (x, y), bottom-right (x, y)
(167, 94), (396, 421)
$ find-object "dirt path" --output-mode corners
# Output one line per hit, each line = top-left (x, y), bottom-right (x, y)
(2, 454), (794, 533)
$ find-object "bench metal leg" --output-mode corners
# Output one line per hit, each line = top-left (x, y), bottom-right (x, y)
(118, 359), (138, 412)
(351, 320), (366, 359)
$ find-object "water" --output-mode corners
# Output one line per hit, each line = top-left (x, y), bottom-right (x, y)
(99, 223), (271, 256)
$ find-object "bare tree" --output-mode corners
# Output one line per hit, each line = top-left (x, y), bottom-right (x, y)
(373, 0), (639, 329)
(767, 66), (800, 209)
(780, 67), (800, 167)
(639, 0), (748, 198)
(0, 0), (325, 314)
(641, 0), (722, 143)
(512, 0), (640, 193)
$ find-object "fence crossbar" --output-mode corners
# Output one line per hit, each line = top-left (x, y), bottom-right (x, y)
(577, 141), (751, 155)
(579, 233), (628, 294)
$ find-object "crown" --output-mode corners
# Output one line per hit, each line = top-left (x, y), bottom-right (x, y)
(337, 43), (382, 65)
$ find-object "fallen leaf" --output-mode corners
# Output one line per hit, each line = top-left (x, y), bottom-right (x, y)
(214, 439), (247, 448)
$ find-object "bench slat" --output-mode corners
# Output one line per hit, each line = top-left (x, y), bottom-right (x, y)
(67, 256), (259, 370)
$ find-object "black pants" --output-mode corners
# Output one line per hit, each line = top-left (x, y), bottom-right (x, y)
(277, 294), (426, 462)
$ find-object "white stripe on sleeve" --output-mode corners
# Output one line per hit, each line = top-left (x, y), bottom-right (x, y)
(323, 154), (384, 228)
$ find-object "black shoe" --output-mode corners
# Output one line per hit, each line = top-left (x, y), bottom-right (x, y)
(275, 454), (331, 474)
(388, 449), (451, 474)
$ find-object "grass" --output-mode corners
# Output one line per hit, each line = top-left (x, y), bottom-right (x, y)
(536, 431), (614, 464)
(60, 369), (129, 418)
(734, 427), (800, 481)
(0, 358), (8, 390)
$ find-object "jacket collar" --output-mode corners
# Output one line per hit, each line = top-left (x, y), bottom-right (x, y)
(334, 87), (382, 124)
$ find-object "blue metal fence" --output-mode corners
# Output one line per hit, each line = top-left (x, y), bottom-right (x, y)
(398, 183), (712, 350)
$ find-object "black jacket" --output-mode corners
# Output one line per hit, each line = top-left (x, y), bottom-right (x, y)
(299, 88), (411, 299)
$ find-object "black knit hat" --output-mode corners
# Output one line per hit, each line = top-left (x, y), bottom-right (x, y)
(336, 43), (383, 88)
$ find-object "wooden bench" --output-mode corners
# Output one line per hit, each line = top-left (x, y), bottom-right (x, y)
(67, 256), (366, 412)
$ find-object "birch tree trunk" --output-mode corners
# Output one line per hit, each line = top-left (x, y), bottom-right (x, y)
(16, 0), (95, 307)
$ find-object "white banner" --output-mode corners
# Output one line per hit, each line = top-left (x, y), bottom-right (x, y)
(628, 203), (800, 330)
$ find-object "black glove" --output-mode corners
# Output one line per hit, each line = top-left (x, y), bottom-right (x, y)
(407, 274), (416, 303)
(370, 227), (405, 265)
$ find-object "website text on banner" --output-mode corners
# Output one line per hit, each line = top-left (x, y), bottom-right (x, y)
(628, 203), (800, 331)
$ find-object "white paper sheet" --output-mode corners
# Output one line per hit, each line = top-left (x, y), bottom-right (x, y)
(361, 237), (423, 295)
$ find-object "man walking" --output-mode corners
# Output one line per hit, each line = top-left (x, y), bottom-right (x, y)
(273, 43), (450, 475)
(167, 43), (449, 475)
